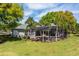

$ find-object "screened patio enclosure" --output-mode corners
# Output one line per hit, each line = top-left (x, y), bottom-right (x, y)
(27, 24), (67, 42)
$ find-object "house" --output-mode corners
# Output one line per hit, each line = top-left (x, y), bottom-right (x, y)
(26, 23), (67, 42)
(11, 24), (26, 38)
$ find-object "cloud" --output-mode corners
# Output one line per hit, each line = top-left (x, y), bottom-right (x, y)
(35, 7), (63, 18)
(26, 3), (59, 10)
(35, 6), (79, 19)
(35, 11), (47, 18)
(24, 10), (33, 17)
(72, 11), (79, 14)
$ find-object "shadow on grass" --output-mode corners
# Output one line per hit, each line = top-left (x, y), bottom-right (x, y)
(0, 35), (23, 44)
(74, 34), (79, 37)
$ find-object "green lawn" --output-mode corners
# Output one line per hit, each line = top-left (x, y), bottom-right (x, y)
(0, 34), (79, 56)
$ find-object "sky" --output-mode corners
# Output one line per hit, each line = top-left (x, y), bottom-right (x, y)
(21, 3), (79, 24)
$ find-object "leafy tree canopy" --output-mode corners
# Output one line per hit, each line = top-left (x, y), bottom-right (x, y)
(25, 17), (38, 30)
(0, 3), (23, 31)
(39, 11), (77, 33)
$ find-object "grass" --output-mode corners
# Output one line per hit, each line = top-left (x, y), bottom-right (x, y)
(0, 34), (79, 56)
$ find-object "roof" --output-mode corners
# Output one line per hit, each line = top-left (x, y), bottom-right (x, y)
(15, 24), (26, 29)
(31, 23), (57, 30)
(31, 26), (56, 31)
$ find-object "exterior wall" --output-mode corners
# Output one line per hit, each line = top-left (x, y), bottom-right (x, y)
(12, 30), (19, 37)
(12, 29), (25, 38)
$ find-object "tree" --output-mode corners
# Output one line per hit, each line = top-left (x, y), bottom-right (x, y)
(76, 23), (79, 33)
(64, 11), (77, 33)
(25, 17), (38, 30)
(39, 11), (77, 33)
(0, 3), (23, 31)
